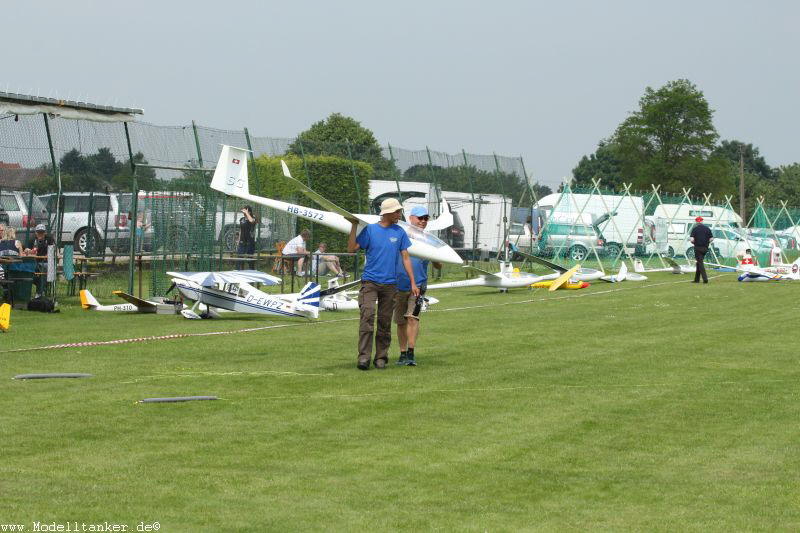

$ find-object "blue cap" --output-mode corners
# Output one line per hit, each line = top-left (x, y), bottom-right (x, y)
(409, 205), (429, 217)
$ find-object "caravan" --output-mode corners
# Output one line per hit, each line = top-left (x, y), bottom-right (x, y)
(652, 204), (744, 258)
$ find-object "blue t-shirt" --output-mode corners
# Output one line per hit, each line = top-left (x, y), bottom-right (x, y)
(356, 223), (412, 284)
(396, 256), (428, 291)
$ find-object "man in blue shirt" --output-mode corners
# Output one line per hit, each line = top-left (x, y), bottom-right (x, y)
(348, 198), (418, 370)
(394, 205), (442, 366)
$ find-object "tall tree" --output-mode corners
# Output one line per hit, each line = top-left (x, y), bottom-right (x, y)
(287, 113), (397, 180)
(712, 140), (775, 181)
(612, 79), (733, 196)
(572, 140), (624, 190)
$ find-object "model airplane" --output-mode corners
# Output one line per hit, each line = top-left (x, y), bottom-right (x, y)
(707, 257), (800, 282)
(633, 257), (694, 274)
(600, 261), (648, 283)
(80, 289), (185, 314)
(320, 278), (439, 311)
(518, 252), (605, 281)
(209, 145), (462, 265)
(426, 262), (556, 291)
(168, 270), (321, 319)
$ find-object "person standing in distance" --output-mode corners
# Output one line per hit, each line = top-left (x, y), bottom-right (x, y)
(347, 198), (418, 370)
(237, 205), (257, 269)
(689, 216), (713, 284)
(394, 205), (442, 366)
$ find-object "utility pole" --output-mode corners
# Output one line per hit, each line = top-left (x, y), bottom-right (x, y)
(739, 144), (746, 223)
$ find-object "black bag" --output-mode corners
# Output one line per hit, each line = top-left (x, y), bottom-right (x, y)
(27, 297), (58, 313)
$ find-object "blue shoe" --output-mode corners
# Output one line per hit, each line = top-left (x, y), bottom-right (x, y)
(406, 352), (417, 366)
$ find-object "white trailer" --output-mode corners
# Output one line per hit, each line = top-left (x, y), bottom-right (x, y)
(369, 180), (512, 255)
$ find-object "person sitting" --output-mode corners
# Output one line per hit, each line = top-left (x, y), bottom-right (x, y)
(24, 224), (56, 298)
(282, 229), (310, 276)
(311, 242), (346, 278)
(0, 226), (23, 256)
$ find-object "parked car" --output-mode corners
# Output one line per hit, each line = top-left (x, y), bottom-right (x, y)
(0, 190), (49, 238)
(506, 213), (613, 261)
(38, 192), (129, 255)
(443, 211), (465, 250)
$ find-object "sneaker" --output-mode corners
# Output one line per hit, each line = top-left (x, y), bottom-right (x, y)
(357, 361), (369, 371)
(396, 352), (408, 365)
(406, 352), (417, 366)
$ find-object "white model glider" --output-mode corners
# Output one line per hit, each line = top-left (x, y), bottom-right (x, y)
(208, 145), (462, 265)
(600, 261), (648, 283)
(320, 278), (439, 311)
(80, 289), (185, 314)
(633, 257), (694, 274)
(426, 262), (556, 290)
(707, 257), (800, 282)
(519, 252), (605, 281)
(168, 270), (320, 319)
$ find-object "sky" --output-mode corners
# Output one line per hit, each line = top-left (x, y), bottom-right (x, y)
(2, 0), (799, 190)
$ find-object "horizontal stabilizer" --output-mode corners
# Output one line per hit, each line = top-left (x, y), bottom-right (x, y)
(112, 291), (158, 309)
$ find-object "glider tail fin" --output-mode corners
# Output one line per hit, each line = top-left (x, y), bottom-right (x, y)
(790, 257), (800, 280)
(210, 145), (251, 198)
(79, 289), (100, 310)
(297, 282), (321, 319)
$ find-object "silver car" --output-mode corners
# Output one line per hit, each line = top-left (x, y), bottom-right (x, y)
(0, 190), (49, 240)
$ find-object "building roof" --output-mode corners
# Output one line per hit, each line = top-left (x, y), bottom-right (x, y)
(0, 166), (47, 189)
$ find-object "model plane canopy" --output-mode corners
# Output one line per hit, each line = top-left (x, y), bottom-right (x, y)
(167, 270), (282, 287)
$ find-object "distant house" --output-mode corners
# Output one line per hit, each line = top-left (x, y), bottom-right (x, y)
(0, 161), (47, 189)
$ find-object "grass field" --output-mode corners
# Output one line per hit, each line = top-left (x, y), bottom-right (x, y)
(2, 267), (799, 531)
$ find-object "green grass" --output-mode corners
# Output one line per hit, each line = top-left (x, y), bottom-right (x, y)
(2, 269), (799, 531)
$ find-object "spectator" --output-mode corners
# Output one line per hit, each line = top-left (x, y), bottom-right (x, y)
(311, 242), (346, 278)
(24, 224), (56, 297)
(236, 206), (257, 269)
(135, 212), (151, 253)
(0, 226), (23, 256)
(283, 228), (311, 276)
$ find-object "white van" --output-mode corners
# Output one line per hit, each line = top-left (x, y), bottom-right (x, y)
(652, 204), (743, 258)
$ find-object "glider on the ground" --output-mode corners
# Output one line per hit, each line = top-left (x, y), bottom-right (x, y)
(633, 257), (694, 274)
(600, 261), (648, 283)
(209, 145), (462, 265)
(426, 262), (556, 291)
(518, 252), (605, 281)
(320, 278), (439, 311)
(80, 289), (185, 314)
(707, 256), (800, 282)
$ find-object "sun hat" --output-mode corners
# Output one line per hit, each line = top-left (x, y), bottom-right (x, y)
(379, 198), (403, 215)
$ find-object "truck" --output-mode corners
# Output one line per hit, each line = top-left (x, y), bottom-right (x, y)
(652, 204), (744, 257)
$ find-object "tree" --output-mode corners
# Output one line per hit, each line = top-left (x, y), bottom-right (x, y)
(612, 79), (734, 196)
(287, 113), (397, 180)
(400, 164), (543, 202)
(572, 140), (624, 190)
(713, 140), (775, 181)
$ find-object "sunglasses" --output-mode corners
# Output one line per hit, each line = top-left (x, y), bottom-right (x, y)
(416, 216), (429, 221)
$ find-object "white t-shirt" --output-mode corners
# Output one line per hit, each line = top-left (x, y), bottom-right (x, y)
(283, 235), (305, 255)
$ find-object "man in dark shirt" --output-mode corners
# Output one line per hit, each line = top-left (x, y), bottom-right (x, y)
(237, 206), (256, 269)
(25, 224), (56, 297)
(689, 216), (714, 283)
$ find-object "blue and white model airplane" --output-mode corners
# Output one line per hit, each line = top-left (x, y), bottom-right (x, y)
(168, 270), (321, 319)
(209, 145), (463, 265)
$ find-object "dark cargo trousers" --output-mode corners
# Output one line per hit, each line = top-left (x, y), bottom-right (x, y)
(358, 281), (397, 366)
